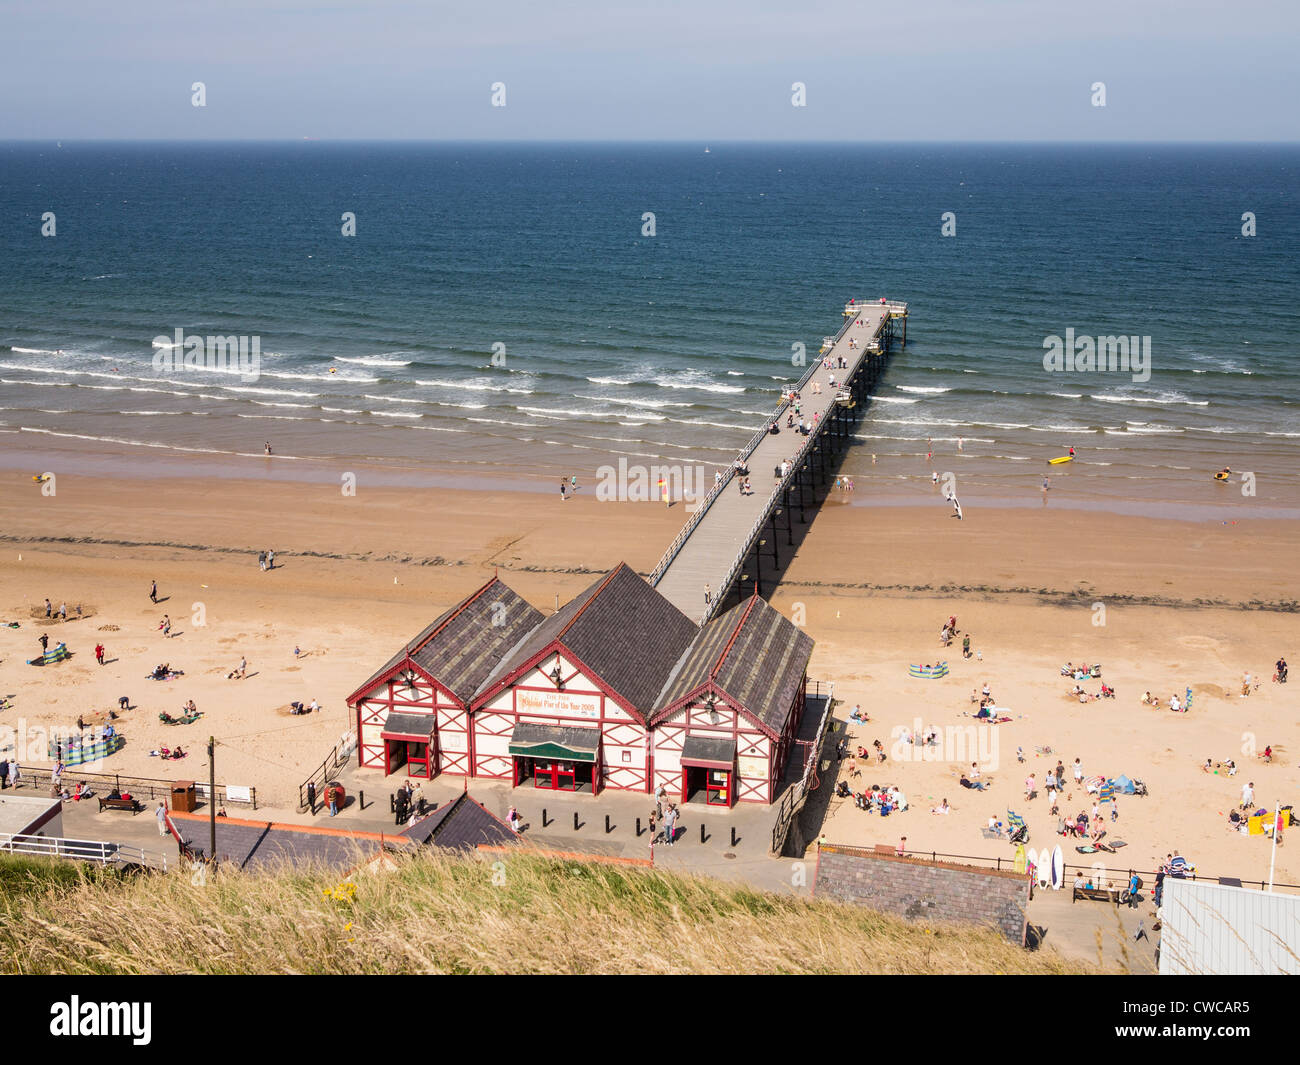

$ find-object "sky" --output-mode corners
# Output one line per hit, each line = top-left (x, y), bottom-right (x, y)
(2, 0), (1297, 141)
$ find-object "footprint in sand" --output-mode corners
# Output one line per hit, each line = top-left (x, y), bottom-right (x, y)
(1177, 635), (1226, 656)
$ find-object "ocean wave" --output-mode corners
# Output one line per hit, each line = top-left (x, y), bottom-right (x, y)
(334, 355), (412, 367)
(221, 385), (319, 398)
(1091, 392), (1209, 407)
(871, 396), (919, 405)
(415, 378), (533, 394)
(895, 385), (951, 394)
(654, 374), (745, 395)
(370, 410), (421, 419)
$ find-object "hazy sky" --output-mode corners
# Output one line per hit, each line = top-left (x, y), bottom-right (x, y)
(3, 0), (1297, 141)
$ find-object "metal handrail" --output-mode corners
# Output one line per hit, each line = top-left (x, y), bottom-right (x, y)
(0, 832), (169, 871)
(649, 303), (881, 592)
(817, 842), (1300, 895)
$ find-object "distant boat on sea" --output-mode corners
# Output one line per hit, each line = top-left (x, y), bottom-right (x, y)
(704, 146), (710, 153)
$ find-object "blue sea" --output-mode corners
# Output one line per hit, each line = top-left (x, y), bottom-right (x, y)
(1, 142), (1297, 512)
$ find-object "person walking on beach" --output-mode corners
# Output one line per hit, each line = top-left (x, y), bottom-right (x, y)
(258, 550), (267, 572)
(962, 634), (971, 659)
(160, 614), (171, 639)
(156, 802), (168, 836)
(267, 549), (275, 570)
(94, 643), (105, 666)
(1074, 757), (1084, 784)
(265, 441), (272, 456)
(44, 598), (52, 618)
(59, 601), (67, 621)
(150, 580), (158, 604)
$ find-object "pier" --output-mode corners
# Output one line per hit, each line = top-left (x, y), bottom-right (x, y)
(650, 298), (908, 621)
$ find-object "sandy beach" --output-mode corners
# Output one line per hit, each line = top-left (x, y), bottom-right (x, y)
(1, 465), (1296, 887)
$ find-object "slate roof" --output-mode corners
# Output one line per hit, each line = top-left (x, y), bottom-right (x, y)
(657, 593), (814, 735)
(680, 734), (737, 768)
(476, 563), (699, 717)
(381, 712), (435, 740)
(170, 814), (404, 871)
(399, 792), (516, 850)
(349, 576), (545, 705)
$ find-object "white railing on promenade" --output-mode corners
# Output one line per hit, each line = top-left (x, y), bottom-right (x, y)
(0, 832), (169, 871)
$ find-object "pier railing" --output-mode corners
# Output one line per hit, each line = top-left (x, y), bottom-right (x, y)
(649, 306), (863, 589)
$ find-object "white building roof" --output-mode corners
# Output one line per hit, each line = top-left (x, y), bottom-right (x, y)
(1160, 878), (1300, 975)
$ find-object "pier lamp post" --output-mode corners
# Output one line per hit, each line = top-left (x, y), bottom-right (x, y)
(549, 656), (565, 691)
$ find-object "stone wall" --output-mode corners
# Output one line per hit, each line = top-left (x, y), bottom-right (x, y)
(814, 844), (1029, 944)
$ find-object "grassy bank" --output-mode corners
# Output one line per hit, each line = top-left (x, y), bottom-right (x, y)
(0, 851), (1093, 974)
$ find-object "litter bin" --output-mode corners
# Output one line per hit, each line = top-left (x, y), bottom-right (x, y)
(170, 779), (197, 813)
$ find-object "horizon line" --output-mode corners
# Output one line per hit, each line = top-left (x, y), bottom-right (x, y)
(4, 137), (1299, 146)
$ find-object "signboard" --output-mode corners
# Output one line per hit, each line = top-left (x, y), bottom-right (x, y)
(440, 731), (467, 752)
(226, 785), (253, 805)
(737, 755), (768, 779)
(515, 688), (601, 720)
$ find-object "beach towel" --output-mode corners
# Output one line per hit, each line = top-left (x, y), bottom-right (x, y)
(27, 642), (71, 666)
(909, 662), (949, 679)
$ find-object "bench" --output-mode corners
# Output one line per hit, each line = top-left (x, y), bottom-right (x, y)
(98, 796), (143, 814)
(1072, 885), (1120, 904)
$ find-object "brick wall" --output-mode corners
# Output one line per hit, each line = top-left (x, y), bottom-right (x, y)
(814, 845), (1029, 944)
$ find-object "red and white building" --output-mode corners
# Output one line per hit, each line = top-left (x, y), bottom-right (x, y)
(472, 563), (700, 795)
(651, 595), (814, 805)
(347, 576), (544, 780)
(347, 564), (816, 807)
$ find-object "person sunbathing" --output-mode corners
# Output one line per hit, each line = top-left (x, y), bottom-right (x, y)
(931, 799), (950, 815)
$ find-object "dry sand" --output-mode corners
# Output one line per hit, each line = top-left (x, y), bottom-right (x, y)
(1, 469), (1296, 886)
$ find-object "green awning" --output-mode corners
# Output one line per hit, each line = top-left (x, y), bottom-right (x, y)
(508, 722), (600, 764)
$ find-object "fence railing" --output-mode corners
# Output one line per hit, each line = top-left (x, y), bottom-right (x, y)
(299, 731), (355, 811)
(648, 304), (866, 588)
(817, 843), (1300, 896)
(0, 832), (169, 871)
(771, 681), (835, 855)
(11, 765), (256, 808)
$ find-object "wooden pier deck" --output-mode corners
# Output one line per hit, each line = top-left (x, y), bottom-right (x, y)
(650, 299), (908, 621)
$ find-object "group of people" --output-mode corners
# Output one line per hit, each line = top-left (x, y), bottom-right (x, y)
(257, 549), (277, 571)
(289, 698), (320, 715)
(647, 786), (679, 846)
(833, 476), (855, 493)
(42, 598), (79, 622)
(558, 475), (579, 501)
(836, 781), (908, 816)
(0, 758), (22, 789)
(392, 779), (426, 825)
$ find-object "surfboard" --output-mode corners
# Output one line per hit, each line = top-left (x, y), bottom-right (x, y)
(1038, 856), (1051, 889)
(1013, 844), (1027, 874)
(1214, 472), (1229, 481)
(1049, 456), (1073, 465)
(1025, 847), (1038, 879)
(1051, 845), (1064, 889)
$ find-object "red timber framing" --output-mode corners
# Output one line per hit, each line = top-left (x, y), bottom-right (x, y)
(651, 682), (808, 806)
(346, 577), (516, 780)
(473, 656), (650, 797)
